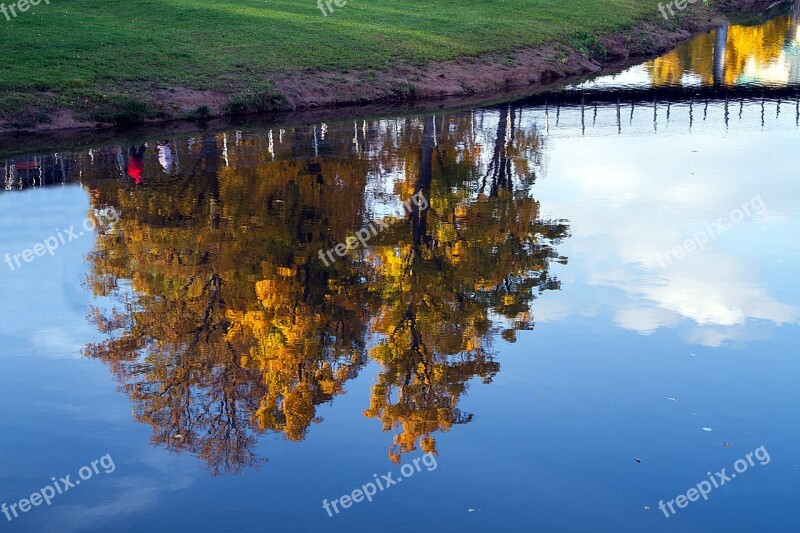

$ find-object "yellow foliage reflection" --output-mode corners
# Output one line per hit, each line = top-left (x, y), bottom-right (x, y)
(82, 110), (568, 473)
(648, 11), (800, 87)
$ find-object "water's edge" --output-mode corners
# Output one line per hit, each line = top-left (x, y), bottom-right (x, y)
(0, 0), (781, 140)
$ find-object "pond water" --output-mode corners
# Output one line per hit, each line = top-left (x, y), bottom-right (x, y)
(1, 7), (799, 532)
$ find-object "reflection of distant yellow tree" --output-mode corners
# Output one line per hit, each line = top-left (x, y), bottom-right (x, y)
(648, 14), (794, 87)
(363, 113), (568, 462)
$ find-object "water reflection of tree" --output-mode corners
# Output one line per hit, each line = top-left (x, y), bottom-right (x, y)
(85, 133), (372, 475)
(83, 110), (568, 473)
(363, 111), (567, 461)
(648, 14), (795, 87)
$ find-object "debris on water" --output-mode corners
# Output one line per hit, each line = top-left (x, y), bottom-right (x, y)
(702, 427), (714, 432)
(634, 458), (642, 463)
(666, 397), (678, 401)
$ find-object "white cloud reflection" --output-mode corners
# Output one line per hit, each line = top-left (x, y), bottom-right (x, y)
(532, 103), (800, 346)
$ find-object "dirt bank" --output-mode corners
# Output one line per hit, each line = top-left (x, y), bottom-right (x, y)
(0, 0), (783, 135)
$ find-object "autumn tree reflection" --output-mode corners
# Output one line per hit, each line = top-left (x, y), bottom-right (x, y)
(84, 132), (372, 474)
(82, 110), (568, 473)
(363, 110), (568, 461)
(647, 12), (798, 87)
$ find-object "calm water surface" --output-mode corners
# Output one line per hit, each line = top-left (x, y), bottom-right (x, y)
(1, 8), (799, 533)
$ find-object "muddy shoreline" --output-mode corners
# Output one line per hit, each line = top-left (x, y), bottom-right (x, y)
(0, 0), (784, 137)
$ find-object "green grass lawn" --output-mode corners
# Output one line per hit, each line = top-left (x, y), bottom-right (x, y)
(0, 0), (665, 123)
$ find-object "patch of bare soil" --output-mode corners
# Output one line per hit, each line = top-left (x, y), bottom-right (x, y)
(150, 88), (230, 115)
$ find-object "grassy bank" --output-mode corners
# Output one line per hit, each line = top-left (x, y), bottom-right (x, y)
(0, 0), (723, 127)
